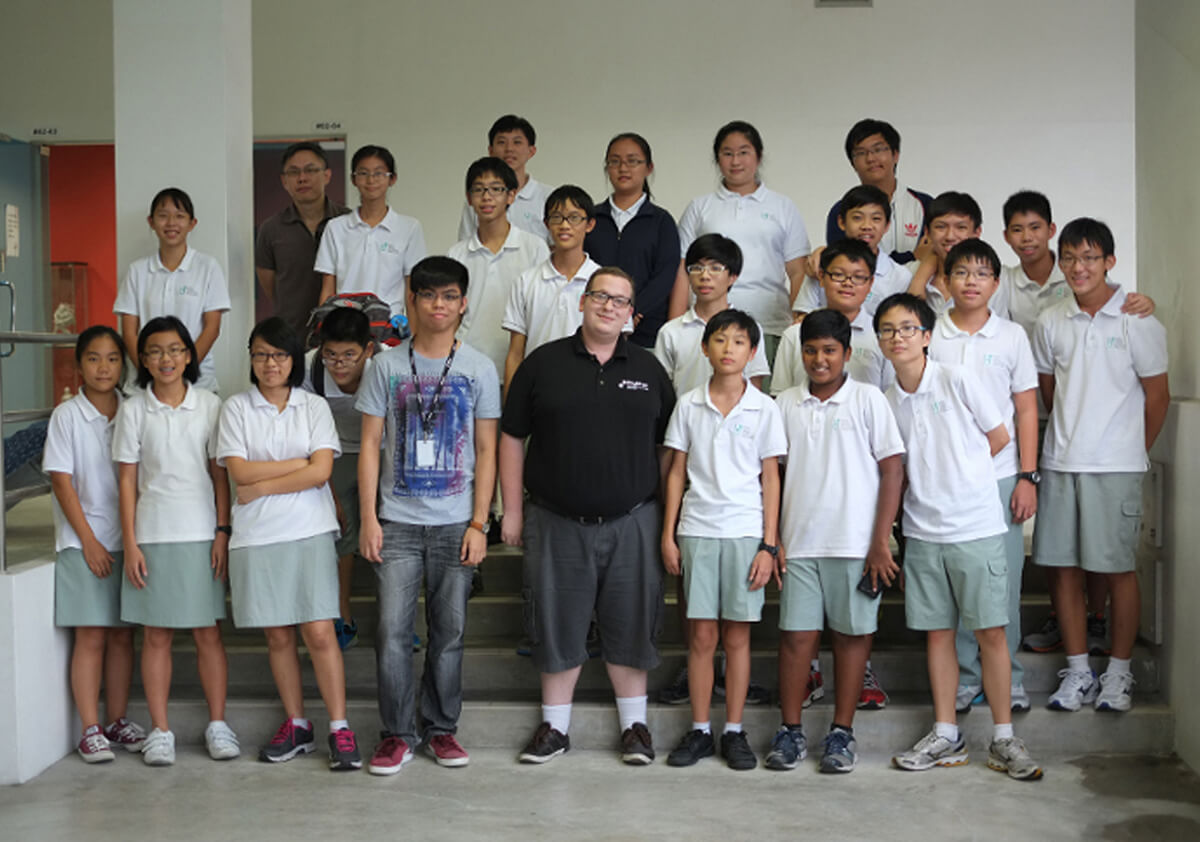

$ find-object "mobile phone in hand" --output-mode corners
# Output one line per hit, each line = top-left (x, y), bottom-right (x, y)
(857, 570), (882, 599)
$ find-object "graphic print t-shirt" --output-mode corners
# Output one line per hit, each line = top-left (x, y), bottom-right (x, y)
(356, 340), (501, 525)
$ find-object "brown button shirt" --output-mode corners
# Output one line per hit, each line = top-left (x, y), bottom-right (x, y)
(255, 198), (349, 337)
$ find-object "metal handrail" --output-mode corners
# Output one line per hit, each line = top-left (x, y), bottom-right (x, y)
(3, 408), (53, 424)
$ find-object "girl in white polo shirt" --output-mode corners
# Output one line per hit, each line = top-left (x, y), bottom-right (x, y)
(218, 317), (361, 771)
(45, 326), (146, 763)
(114, 316), (237, 767)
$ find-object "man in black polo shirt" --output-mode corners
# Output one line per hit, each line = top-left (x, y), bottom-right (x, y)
(500, 266), (676, 766)
(255, 141), (349, 336)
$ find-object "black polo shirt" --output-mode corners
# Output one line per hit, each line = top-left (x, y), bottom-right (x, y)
(255, 198), (349, 336)
(502, 330), (676, 518)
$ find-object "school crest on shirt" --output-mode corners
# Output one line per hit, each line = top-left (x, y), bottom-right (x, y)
(176, 284), (201, 297)
(1106, 337), (1128, 351)
(378, 242), (401, 255)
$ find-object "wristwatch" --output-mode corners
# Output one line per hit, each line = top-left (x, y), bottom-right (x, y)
(469, 519), (490, 535)
(758, 541), (779, 557)
(215, 525), (232, 536)
(1017, 471), (1041, 486)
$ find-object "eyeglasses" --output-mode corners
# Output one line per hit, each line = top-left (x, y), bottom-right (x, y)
(876, 325), (927, 340)
(143, 346), (188, 361)
(353, 170), (393, 181)
(282, 165), (325, 178)
(1058, 254), (1107, 268)
(546, 213), (587, 226)
(851, 144), (892, 160)
(321, 349), (364, 368)
(585, 291), (633, 309)
(414, 289), (463, 304)
(469, 185), (512, 197)
(686, 262), (728, 277)
(949, 267), (996, 281)
(825, 269), (873, 286)
(250, 350), (291, 364)
(605, 157), (646, 170)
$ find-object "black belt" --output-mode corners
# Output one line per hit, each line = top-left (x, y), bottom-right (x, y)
(528, 495), (653, 525)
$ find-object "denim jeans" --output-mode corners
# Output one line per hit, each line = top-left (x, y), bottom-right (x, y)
(374, 520), (473, 745)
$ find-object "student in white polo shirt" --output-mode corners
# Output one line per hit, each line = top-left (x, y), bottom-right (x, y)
(449, 156), (549, 381)
(114, 188), (231, 393)
(928, 239), (1039, 715)
(661, 308), (786, 772)
(671, 121), (810, 365)
(316, 144), (427, 317)
(876, 293), (1043, 782)
(457, 115), (550, 242)
(1032, 218), (1169, 715)
(768, 309), (905, 774)
(905, 192), (983, 318)
(218, 317), (361, 772)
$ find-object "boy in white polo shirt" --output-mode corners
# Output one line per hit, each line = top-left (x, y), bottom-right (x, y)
(1033, 218), (1169, 714)
(662, 309), (786, 771)
(316, 144), (427, 317)
(876, 292), (1042, 781)
(449, 157), (550, 382)
(767, 309), (904, 774)
(928, 239), (1039, 714)
(458, 115), (550, 242)
(905, 192), (983, 316)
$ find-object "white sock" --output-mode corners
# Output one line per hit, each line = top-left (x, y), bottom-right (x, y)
(692, 721), (711, 734)
(993, 722), (1014, 741)
(615, 695), (647, 732)
(810, 658), (820, 671)
(723, 722), (743, 734)
(934, 721), (959, 742)
(1106, 656), (1132, 677)
(1066, 653), (1090, 673)
(291, 717), (311, 729)
(329, 719), (348, 733)
(542, 703), (571, 735)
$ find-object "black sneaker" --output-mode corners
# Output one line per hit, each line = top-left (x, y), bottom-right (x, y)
(518, 722), (570, 764)
(745, 681), (772, 706)
(657, 667), (690, 705)
(258, 719), (316, 763)
(328, 728), (362, 771)
(620, 722), (655, 765)
(720, 730), (758, 771)
(666, 729), (715, 767)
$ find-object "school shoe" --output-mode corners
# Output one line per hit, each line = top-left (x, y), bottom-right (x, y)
(205, 721), (241, 760)
(764, 726), (807, 771)
(1011, 684), (1032, 712)
(657, 666), (690, 705)
(720, 730), (758, 771)
(819, 728), (858, 774)
(620, 722), (655, 765)
(104, 716), (146, 752)
(713, 673), (771, 705)
(518, 722), (570, 764)
(666, 729), (715, 767)
(1022, 614), (1063, 653)
(426, 734), (470, 767)
(334, 618), (357, 651)
(368, 735), (414, 775)
(515, 636), (533, 657)
(141, 728), (176, 766)
(1047, 668), (1099, 712)
(892, 730), (968, 771)
(1087, 614), (1111, 656)
(258, 719), (315, 762)
(1094, 671), (1136, 713)
(987, 736), (1044, 781)
(78, 726), (115, 764)
(803, 664), (824, 708)
(857, 664), (889, 710)
(328, 728), (363, 771)
(955, 684), (985, 713)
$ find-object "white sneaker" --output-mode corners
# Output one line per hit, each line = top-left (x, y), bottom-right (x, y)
(1010, 684), (1031, 712)
(205, 720), (241, 760)
(955, 684), (983, 713)
(1047, 668), (1098, 712)
(892, 730), (968, 771)
(1094, 671), (1135, 712)
(141, 728), (176, 766)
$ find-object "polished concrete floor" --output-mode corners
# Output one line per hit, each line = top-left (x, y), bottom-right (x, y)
(3, 747), (1199, 841)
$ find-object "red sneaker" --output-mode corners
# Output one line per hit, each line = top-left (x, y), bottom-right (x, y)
(803, 664), (824, 709)
(368, 735), (414, 776)
(426, 734), (470, 767)
(78, 726), (115, 764)
(857, 664), (889, 710)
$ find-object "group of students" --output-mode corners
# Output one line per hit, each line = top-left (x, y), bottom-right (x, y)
(48, 112), (1168, 781)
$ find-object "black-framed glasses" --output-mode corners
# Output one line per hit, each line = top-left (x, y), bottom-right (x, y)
(876, 325), (927, 340)
(250, 350), (291, 364)
(585, 291), (632, 309)
(283, 165), (325, 178)
(469, 185), (512, 197)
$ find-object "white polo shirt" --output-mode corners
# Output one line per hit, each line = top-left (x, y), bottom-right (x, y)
(929, 311), (1038, 478)
(665, 383), (786, 539)
(994, 262), (1070, 339)
(652, 307), (771, 394)
(217, 387), (342, 550)
(886, 360), (1007, 543)
(113, 248), (231, 391)
(301, 349), (373, 454)
(502, 255), (603, 354)
(458, 176), (551, 243)
(778, 376), (905, 558)
(314, 207), (427, 316)
(923, 280), (952, 316)
(771, 308), (893, 396)
(792, 251), (912, 318)
(1033, 285), (1168, 473)
(112, 385), (221, 544)
(43, 391), (123, 553)
(449, 225), (550, 378)
(677, 183), (811, 336)
(609, 193), (647, 233)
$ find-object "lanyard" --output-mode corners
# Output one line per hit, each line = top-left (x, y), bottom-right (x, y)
(408, 340), (458, 435)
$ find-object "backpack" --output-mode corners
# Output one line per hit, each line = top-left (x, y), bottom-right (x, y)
(305, 292), (410, 396)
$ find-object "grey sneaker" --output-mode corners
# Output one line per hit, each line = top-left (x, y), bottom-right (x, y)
(1011, 684), (1032, 712)
(819, 728), (857, 774)
(764, 726), (807, 771)
(141, 728), (176, 766)
(1022, 614), (1062, 653)
(987, 736), (1043, 781)
(1086, 614), (1110, 656)
(892, 730), (968, 771)
(1094, 671), (1135, 712)
(1047, 668), (1098, 712)
(955, 684), (984, 713)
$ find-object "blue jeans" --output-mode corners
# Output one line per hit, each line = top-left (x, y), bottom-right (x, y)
(374, 520), (473, 745)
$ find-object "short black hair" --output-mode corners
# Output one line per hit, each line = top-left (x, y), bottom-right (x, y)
(945, 238), (1001, 278)
(248, 317), (305, 388)
(488, 114), (536, 146)
(351, 144), (395, 175)
(840, 184), (892, 224)
(585, 266), (636, 307)
(713, 120), (763, 163)
(465, 156), (517, 194)
(149, 187), (194, 219)
(1002, 190), (1053, 228)
(844, 119), (901, 162)
(685, 233), (743, 276)
(800, 309), (852, 351)
(926, 191), (983, 231)
(1058, 217), (1115, 259)
(76, 325), (128, 389)
(136, 315), (200, 388)
(544, 185), (594, 221)
(606, 132), (654, 197)
(281, 142), (328, 171)
(702, 308), (760, 349)
(820, 238), (877, 275)
(317, 307), (372, 348)
(410, 256), (469, 297)
(873, 292), (936, 336)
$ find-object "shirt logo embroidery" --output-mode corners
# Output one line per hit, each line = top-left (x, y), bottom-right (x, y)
(984, 353), (996, 366)
(931, 399), (948, 415)
(618, 379), (649, 391)
(730, 421), (757, 438)
(378, 242), (400, 255)
(832, 417), (855, 431)
(904, 222), (919, 236)
(1106, 337), (1127, 351)
(177, 284), (200, 297)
